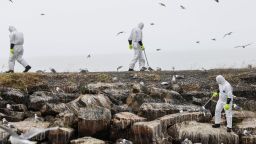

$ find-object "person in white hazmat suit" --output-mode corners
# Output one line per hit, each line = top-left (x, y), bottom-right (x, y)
(6, 26), (31, 73)
(212, 75), (233, 132)
(128, 23), (146, 71)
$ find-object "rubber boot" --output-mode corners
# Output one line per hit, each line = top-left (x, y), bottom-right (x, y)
(6, 70), (14, 73)
(140, 67), (147, 71)
(23, 65), (31, 73)
(212, 124), (221, 128)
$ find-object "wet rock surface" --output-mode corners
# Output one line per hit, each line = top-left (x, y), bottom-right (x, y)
(168, 121), (239, 144)
(0, 70), (255, 143)
(111, 112), (146, 140)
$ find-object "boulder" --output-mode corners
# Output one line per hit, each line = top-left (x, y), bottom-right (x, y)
(0, 87), (27, 104)
(127, 88), (184, 112)
(48, 127), (75, 144)
(233, 97), (256, 111)
(58, 112), (76, 127)
(233, 118), (256, 135)
(29, 91), (79, 111)
(111, 112), (146, 140)
(0, 128), (9, 144)
(78, 107), (111, 137)
(10, 120), (51, 141)
(168, 121), (239, 144)
(68, 94), (112, 115)
(0, 110), (26, 122)
(29, 91), (58, 111)
(138, 103), (206, 121)
(241, 135), (256, 144)
(41, 103), (70, 116)
(181, 91), (210, 102)
(11, 104), (28, 112)
(233, 111), (256, 124)
(111, 104), (132, 115)
(103, 88), (130, 105)
(132, 120), (167, 144)
(138, 103), (179, 120)
(158, 112), (212, 130)
(27, 83), (50, 95)
(70, 137), (105, 144)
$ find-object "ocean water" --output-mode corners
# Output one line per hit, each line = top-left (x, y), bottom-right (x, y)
(0, 49), (255, 72)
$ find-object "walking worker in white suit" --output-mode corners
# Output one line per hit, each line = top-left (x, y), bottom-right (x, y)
(128, 22), (146, 72)
(6, 26), (31, 73)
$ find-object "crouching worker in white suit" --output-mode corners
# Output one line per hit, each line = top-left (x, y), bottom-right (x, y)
(212, 75), (233, 132)
(6, 26), (31, 73)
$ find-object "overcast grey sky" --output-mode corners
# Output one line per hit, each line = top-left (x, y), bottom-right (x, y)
(0, 0), (256, 71)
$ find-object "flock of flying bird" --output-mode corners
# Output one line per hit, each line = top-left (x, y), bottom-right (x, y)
(116, 1), (254, 50)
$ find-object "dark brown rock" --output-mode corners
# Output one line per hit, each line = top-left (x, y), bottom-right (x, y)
(168, 121), (239, 144)
(78, 107), (111, 137)
(111, 112), (146, 140)
(48, 127), (74, 144)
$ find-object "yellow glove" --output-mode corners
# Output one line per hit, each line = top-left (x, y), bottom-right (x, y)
(224, 104), (230, 110)
(10, 48), (14, 55)
(212, 92), (219, 97)
(141, 45), (145, 51)
(129, 45), (133, 50)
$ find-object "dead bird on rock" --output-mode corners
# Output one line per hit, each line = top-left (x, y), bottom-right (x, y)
(49, 68), (57, 73)
(116, 139), (133, 144)
(181, 138), (193, 144)
(34, 114), (44, 122)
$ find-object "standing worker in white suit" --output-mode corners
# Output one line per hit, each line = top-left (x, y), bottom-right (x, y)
(6, 26), (31, 73)
(212, 75), (233, 132)
(128, 22), (146, 71)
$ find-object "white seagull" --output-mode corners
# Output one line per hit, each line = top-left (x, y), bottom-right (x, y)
(0, 125), (58, 144)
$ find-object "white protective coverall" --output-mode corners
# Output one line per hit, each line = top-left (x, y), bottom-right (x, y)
(215, 75), (233, 128)
(128, 23), (145, 70)
(8, 26), (28, 70)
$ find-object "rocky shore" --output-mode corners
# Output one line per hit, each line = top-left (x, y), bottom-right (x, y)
(0, 68), (256, 144)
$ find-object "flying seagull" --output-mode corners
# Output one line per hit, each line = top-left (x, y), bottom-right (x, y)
(116, 31), (125, 36)
(223, 32), (233, 38)
(40, 13), (45, 16)
(234, 43), (253, 49)
(87, 54), (91, 58)
(0, 125), (58, 144)
(117, 66), (123, 71)
(156, 49), (161, 51)
(196, 41), (200, 44)
(150, 23), (155, 26)
(211, 38), (216, 41)
(9, 0), (13, 3)
(180, 5), (186, 9)
(215, 0), (219, 3)
(159, 2), (166, 7)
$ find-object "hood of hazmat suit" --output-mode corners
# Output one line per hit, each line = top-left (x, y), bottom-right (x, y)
(216, 75), (233, 101)
(138, 22), (144, 30)
(9, 26), (24, 45)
